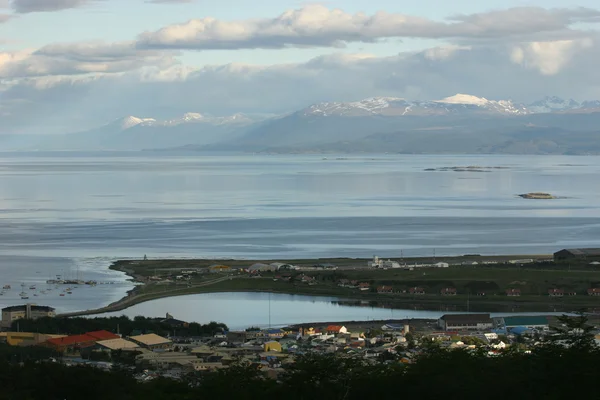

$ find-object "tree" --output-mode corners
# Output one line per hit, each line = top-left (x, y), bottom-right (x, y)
(548, 313), (597, 349)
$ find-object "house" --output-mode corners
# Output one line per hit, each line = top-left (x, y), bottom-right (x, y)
(209, 265), (232, 273)
(358, 283), (370, 291)
(129, 333), (172, 350)
(377, 285), (393, 294)
(548, 288), (564, 297)
(588, 288), (600, 296)
(433, 262), (450, 268)
(153, 313), (189, 328)
(325, 325), (348, 335)
(265, 329), (285, 339)
(477, 291), (486, 296)
(438, 314), (493, 331)
(554, 248), (600, 261)
(441, 288), (457, 296)
(263, 341), (282, 352)
(409, 287), (425, 295)
(493, 316), (549, 330)
(506, 288), (521, 297)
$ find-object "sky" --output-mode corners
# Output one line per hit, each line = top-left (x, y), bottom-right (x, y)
(1, 0), (600, 133)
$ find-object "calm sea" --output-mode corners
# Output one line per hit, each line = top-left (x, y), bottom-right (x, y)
(1, 151), (600, 313)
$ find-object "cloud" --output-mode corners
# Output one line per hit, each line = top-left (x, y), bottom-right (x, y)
(3, 41), (600, 134)
(0, 41), (178, 78)
(510, 38), (594, 75)
(137, 5), (600, 50)
(146, 0), (193, 3)
(9, 0), (101, 13)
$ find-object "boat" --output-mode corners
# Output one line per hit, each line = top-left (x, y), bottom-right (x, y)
(33, 294), (38, 297)
(21, 296), (29, 300)
(67, 291), (72, 294)
(19, 292), (27, 296)
(29, 286), (36, 290)
(3, 285), (10, 290)
(59, 294), (65, 297)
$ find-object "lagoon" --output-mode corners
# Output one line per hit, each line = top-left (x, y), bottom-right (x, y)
(99, 292), (562, 330)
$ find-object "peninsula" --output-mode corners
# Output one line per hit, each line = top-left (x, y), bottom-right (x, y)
(59, 252), (600, 317)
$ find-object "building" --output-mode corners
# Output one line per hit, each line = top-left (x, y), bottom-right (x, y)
(409, 287), (425, 295)
(441, 288), (457, 296)
(506, 288), (521, 297)
(588, 288), (600, 296)
(433, 262), (450, 268)
(358, 283), (370, 291)
(1, 304), (56, 328)
(263, 341), (282, 352)
(44, 330), (119, 354)
(554, 248), (600, 261)
(377, 285), (393, 294)
(129, 333), (172, 350)
(493, 316), (549, 330)
(438, 314), (493, 331)
(0, 332), (66, 347)
(548, 289), (564, 297)
(325, 325), (348, 335)
(208, 265), (232, 273)
(96, 338), (140, 351)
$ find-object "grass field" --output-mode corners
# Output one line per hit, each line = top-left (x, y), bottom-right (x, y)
(99, 255), (600, 315)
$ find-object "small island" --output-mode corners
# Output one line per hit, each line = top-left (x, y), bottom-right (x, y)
(518, 192), (557, 199)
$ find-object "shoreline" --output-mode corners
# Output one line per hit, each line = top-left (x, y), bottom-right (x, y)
(56, 253), (600, 318)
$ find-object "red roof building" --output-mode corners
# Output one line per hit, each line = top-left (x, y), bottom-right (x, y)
(548, 289), (564, 297)
(377, 285), (393, 293)
(506, 288), (521, 297)
(44, 330), (119, 352)
(409, 287), (425, 295)
(441, 288), (457, 296)
(588, 288), (600, 296)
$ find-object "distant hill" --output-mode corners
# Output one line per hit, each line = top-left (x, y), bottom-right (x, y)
(7, 93), (600, 153)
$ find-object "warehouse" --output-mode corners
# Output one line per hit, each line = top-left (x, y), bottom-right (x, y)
(437, 314), (493, 331)
(554, 248), (600, 261)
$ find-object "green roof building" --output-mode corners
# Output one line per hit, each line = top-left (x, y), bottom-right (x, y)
(494, 316), (549, 329)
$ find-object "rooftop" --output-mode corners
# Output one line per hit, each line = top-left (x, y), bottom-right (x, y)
(556, 248), (600, 256)
(96, 338), (140, 350)
(129, 333), (172, 346)
(2, 305), (55, 313)
(441, 314), (491, 323)
(501, 316), (549, 326)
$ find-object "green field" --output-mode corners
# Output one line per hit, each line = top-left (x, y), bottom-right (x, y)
(97, 256), (600, 315)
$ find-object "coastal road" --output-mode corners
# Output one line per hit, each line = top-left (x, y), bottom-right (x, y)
(57, 274), (240, 318)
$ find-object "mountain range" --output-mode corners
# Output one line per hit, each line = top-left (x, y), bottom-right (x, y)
(4, 94), (600, 154)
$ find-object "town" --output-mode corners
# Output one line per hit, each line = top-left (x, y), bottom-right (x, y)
(2, 301), (600, 382)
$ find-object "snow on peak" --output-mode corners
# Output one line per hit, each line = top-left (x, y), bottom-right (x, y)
(182, 112), (204, 121)
(119, 116), (156, 130)
(437, 94), (490, 106)
(527, 96), (580, 113)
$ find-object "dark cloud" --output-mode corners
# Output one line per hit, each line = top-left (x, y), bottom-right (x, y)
(10, 0), (96, 13)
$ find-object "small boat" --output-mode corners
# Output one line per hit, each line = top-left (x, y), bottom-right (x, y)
(19, 292), (27, 296)
(59, 293), (65, 297)
(29, 286), (36, 290)
(3, 285), (10, 290)
(67, 291), (72, 294)
(33, 294), (38, 297)
(21, 296), (29, 300)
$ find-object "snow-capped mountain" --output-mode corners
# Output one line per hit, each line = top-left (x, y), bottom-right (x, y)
(527, 96), (581, 113)
(111, 112), (255, 131)
(302, 94), (529, 117)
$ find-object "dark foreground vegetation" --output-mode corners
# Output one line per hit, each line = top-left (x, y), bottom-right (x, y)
(12, 316), (228, 337)
(2, 316), (599, 400)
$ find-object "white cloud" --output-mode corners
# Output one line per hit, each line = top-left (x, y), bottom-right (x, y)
(511, 38), (594, 75)
(137, 5), (600, 50)
(0, 41), (178, 78)
(3, 43), (600, 134)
